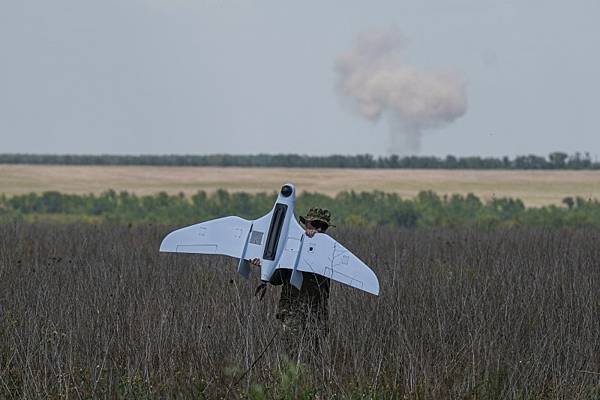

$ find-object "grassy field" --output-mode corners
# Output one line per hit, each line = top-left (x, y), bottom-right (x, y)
(1, 222), (599, 398)
(1, 165), (600, 207)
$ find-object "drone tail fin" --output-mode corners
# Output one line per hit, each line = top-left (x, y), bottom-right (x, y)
(290, 268), (303, 289)
(288, 235), (304, 289)
(237, 224), (254, 279)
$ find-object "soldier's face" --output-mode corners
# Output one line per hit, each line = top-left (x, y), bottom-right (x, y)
(307, 221), (327, 232)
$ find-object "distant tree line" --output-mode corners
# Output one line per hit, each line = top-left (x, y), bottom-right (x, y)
(0, 152), (598, 169)
(1, 190), (600, 227)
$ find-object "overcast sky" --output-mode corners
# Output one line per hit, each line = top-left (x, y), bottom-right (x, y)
(1, 0), (598, 157)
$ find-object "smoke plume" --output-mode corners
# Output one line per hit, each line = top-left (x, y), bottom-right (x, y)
(335, 29), (467, 153)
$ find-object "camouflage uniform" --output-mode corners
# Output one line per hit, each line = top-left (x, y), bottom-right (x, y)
(271, 208), (335, 357)
(271, 269), (330, 354)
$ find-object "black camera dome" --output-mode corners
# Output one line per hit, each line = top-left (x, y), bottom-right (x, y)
(280, 185), (293, 197)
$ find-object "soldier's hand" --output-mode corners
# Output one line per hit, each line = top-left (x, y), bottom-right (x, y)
(249, 258), (261, 267)
(305, 228), (318, 238)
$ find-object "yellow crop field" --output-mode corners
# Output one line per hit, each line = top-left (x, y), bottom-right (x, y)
(1, 164), (599, 207)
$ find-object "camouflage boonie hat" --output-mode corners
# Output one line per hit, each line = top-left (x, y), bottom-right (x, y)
(299, 207), (336, 228)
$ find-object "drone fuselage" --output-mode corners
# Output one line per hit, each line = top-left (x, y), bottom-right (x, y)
(255, 183), (296, 283)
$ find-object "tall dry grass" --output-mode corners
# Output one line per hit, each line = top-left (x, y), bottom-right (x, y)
(0, 222), (599, 398)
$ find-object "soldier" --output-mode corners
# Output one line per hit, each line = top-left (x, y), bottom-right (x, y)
(250, 207), (335, 357)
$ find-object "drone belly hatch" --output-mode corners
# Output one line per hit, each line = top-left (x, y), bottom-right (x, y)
(261, 203), (292, 281)
(263, 203), (287, 261)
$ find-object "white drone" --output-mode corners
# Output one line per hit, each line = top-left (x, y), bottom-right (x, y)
(159, 184), (379, 295)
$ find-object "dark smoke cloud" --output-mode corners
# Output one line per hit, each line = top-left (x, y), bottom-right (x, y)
(335, 29), (467, 153)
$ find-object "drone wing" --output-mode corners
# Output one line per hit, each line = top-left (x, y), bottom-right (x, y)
(278, 219), (380, 295)
(159, 216), (253, 258)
